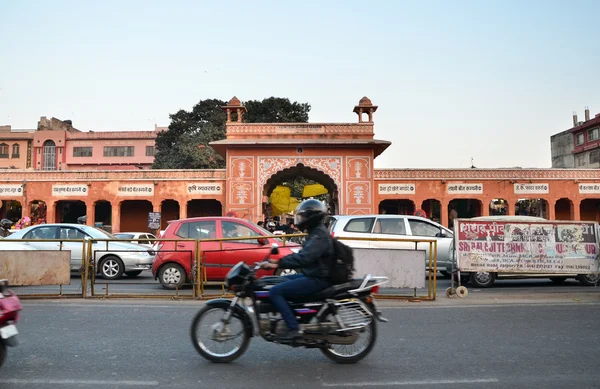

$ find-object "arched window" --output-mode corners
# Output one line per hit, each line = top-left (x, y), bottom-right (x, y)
(12, 143), (20, 158)
(43, 140), (56, 170)
(0, 143), (8, 158)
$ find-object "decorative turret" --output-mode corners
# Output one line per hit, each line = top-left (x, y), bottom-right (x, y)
(222, 96), (247, 123)
(353, 96), (378, 123)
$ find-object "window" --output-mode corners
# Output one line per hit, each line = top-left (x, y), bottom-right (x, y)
(222, 221), (261, 244)
(0, 143), (8, 158)
(145, 146), (155, 156)
(43, 140), (56, 170)
(374, 218), (406, 235)
(590, 150), (600, 165)
(59, 227), (86, 240)
(103, 146), (134, 157)
(588, 128), (599, 142)
(24, 226), (58, 240)
(408, 220), (441, 237)
(11, 144), (19, 158)
(73, 147), (93, 157)
(576, 154), (586, 167)
(576, 133), (584, 146)
(343, 218), (375, 233)
(176, 221), (217, 240)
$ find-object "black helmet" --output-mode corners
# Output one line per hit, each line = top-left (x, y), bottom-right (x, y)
(294, 199), (327, 231)
(77, 215), (87, 225)
(1, 219), (12, 230)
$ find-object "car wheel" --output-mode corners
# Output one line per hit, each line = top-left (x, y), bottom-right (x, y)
(99, 256), (124, 280)
(469, 271), (496, 288)
(276, 268), (297, 276)
(158, 263), (187, 290)
(550, 276), (568, 284)
(577, 273), (600, 286)
(125, 270), (143, 277)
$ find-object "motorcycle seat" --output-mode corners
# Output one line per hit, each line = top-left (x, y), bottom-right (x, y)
(289, 279), (365, 303)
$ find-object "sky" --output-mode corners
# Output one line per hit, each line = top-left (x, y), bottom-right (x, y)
(1, 0), (599, 169)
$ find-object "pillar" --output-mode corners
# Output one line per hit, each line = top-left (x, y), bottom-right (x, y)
(112, 202), (121, 233)
(573, 199), (581, 220)
(153, 202), (160, 213)
(441, 199), (449, 228)
(180, 200), (188, 219)
(46, 201), (56, 225)
(482, 198), (490, 216)
(85, 201), (94, 226)
(548, 200), (556, 220)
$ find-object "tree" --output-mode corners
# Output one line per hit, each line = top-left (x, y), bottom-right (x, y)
(153, 97), (311, 169)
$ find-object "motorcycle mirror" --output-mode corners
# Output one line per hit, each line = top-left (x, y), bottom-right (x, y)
(270, 243), (279, 255)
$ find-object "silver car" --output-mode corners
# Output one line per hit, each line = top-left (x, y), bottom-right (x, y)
(8, 224), (155, 280)
(327, 214), (454, 275)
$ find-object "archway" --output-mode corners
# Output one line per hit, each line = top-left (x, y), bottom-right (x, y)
(490, 199), (508, 216)
(120, 200), (152, 232)
(94, 200), (112, 228)
(161, 200), (180, 229)
(580, 199), (600, 222)
(515, 199), (548, 218)
(378, 200), (415, 215)
(55, 200), (86, 223)
(421, 199), (441, 223)
(555, 198), (574, 220)
(263, 163), (338, 220)
(187, 199), (221, 218)
(0, 200), (22, 223)
(448, 199), (482, 229)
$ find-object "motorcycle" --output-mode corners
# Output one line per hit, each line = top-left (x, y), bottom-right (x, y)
(190, 244), (389, 364)
(0, 279), (22, 368)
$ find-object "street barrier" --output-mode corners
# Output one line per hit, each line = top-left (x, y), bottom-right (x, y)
(0, 238), (87, 299)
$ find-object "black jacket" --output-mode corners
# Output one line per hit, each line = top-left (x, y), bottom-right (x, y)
(277, 224), (334, 280)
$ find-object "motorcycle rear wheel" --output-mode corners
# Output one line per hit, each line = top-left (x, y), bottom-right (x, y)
(190, 306), (251, 363)
(320, 320), (377, 364)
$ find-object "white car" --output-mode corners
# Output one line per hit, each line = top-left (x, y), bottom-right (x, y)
(8, 224), (155, 280)
(0, 239), (36, 251)
(114, 232), (157, 247)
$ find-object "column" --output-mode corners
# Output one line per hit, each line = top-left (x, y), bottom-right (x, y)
(46, 201), (56, 224)
(153, 202), (160, 213)
(86, 201), (94, 226)
(547, 199), (556, 220)
(482, 198), (490, 216)
(440, 199), (449, 228)
(111, 202), (121, 233)
(573, 199), (581, 220)
(179, 200), (188, 219)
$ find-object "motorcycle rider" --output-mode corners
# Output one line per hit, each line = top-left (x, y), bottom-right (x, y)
(261, 199), (335, 341)
(0, 219), (13, 237)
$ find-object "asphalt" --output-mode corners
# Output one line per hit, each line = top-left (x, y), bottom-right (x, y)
(0, 297), (599, 388)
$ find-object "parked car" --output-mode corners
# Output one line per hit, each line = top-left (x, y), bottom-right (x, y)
(458, 216), (600, 287)
(114, 232), (157, 247)
(152, 217), (301, 289)
(0, 239), (36, 251)
(8, 224), (155, 280)
(327, 214), (454, 274)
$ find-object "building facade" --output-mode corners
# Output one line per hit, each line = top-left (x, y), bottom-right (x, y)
(2, 98), (600, 233)
(551, 107), (600, 168)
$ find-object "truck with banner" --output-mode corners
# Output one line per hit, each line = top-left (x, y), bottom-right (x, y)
(454, 217), (600, 287)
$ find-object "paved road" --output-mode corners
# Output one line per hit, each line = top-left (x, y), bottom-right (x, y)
(0, 300), (599, 388)
(11, 271), (598, 299)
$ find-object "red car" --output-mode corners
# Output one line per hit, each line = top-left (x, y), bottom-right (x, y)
(152, 217), (301, 289)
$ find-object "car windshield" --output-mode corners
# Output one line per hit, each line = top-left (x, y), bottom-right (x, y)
(79, 226), (117, 239)
(114, 233), (135, 239)
(255, 225), (283, 243)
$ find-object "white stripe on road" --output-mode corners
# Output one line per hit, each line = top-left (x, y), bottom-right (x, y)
(0, 379), (158, 386)
(322, 378), (500, 387)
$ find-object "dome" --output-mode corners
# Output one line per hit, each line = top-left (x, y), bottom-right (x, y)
(358, 96), (372, 106)
(228, 96), (242, 106)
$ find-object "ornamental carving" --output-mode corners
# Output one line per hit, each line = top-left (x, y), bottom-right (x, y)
(347, 182), (371, 205)
(230, 157), (254, 179)
(230, 181), (254, 205)
(258, 157), (342, 189)
(346, 157), (370, 179)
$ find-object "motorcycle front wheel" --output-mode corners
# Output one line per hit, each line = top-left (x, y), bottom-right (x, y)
(190, 305), (251, 363)
(320, 320), (377, 364)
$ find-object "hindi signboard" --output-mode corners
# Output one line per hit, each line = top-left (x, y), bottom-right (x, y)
(578, 183), (600, 194)
(447, 183), (483, 195)
(513, 183), (549, 194)
(454, 219), (600, 274)
(117, 184), (154, 197)
(52, 184), (88, 197)
(378, 183), (415, 195)
(0, 184), (23, 197)
(187, 183), (223, 195)
(148, 212), (161, 230)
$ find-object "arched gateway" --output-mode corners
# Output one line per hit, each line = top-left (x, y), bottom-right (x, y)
(209, 97), (390, 222)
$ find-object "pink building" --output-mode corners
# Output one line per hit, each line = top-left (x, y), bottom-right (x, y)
(0, 117), (161, 171)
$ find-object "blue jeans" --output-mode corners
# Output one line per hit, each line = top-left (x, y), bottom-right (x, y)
(269, 274), (330, 330)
